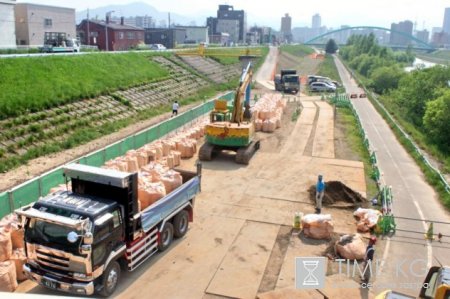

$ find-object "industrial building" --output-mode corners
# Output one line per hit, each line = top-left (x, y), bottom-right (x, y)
(280, 13), (292, 43)
(0, 0), (16, 48)
(14, 3), (76, 47)
(145, 28), (186, 49)
(174, 26), (209, 44)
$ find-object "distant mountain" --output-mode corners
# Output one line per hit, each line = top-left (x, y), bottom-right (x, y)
(76, 2), (206, 26)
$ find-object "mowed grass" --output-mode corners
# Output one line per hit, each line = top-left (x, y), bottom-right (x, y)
(317, 54), (342, 83)
(280, 44), (314, 57)
(0, 53), (169, 119)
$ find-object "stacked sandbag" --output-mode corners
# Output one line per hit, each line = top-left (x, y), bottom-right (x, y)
(0, 260), (17, 292)
(302, 214), (334, 239)
(160, 170), (183, 194)
(138, 180), (166, 210)
(0, 230), (12, 263)
(354, 208), (382, 233)
(335, 234), (366, 260)
(252, 93), (286, 133)
(11, 249), (27, 281)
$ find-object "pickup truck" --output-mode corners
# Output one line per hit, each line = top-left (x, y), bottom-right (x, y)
(16, 163), (201, 297)
(274, 69), (300, 94)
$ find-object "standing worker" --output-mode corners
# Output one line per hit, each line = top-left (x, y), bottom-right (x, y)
(315, 175), (325, 214)
(362, 236), (376, 284)
(172, 101), (179, 117)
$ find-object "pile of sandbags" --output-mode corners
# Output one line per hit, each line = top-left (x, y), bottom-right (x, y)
(302, 214), (334, 239)
(252, 93), (287, 133)
(354, 208), (382, 233)
(0, 214), (27, 292)
(335, 234), (366, 260)
(137, 163), (183, 210)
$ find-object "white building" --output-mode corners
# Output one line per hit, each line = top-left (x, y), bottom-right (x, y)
(0, 0), (17, 48)
(216, 19), (239, 43)
(175, 26), (209, 44)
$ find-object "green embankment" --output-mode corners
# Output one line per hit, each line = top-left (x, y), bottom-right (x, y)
(317, 54), (342, 83)
(280, 44), (315, 57)
(209, 47), (269, 65)
(0, 52), (169, 119)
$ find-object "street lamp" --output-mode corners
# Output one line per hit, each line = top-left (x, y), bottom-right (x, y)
(105, 10), (114, 51)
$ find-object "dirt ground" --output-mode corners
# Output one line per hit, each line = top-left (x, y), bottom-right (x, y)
(16, 48), (374, 299)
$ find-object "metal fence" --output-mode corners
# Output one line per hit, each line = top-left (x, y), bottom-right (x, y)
(0, 92), (234, 218)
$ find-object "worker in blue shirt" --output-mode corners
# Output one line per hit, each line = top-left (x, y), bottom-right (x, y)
(315, 175), (325, 214)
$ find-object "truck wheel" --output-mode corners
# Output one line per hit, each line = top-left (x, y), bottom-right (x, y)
(173, 210), (189, 238)
(98, 261), (120, 297)
(158, 222), (174, 252)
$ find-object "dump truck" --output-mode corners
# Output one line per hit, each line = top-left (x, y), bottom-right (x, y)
(16, 163), (201, 297)
(274, 69), (300, 94)
(40, 38), (80, 53)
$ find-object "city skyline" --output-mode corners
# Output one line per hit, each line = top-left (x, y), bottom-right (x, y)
(18, 0), (449, 32)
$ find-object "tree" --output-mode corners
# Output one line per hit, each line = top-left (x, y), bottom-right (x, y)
(325, 39), (338, 54)
(423, 90), (450, 152)
(370, 66), (404, 94)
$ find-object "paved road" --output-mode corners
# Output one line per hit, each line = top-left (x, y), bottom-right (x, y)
(255, 46), (277, 89)
(334, 56), (450, 296)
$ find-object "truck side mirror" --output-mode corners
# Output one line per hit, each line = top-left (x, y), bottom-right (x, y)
(67, 231), (79, 243)
(84, 232), (93, 245)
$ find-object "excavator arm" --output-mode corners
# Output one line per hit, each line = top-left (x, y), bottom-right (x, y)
(231, 62), (253, 124)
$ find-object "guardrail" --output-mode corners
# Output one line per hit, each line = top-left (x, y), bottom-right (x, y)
(326, 93), (396, 235)
(338, 58), (450, 195)
(0, 92), (234, 218)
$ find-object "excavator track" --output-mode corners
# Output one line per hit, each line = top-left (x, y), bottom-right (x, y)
(199, 142), (214, 161)
(235, 140), (260, 165)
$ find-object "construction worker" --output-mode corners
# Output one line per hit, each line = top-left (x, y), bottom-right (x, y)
(362, 236), (376, 284)
(172, 101), (179, 117)
(315, 175), (325, 214)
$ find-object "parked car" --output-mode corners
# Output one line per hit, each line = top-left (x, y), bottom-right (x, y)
(150, 44), (167, 51)
(310, 81), (336, 92)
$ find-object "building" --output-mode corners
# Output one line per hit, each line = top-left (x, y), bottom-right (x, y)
(280, 13), (292, 43)
(174, 26), (208, 44)
(0, 0), (16, 48)
(389, 20), (413, 45)
(209, 32), (229, 45)
(431, 31), (450, 47)
(111, 15), (154, 29)
(312, 14), (321, 29)
(443, 7), (450, 34)
(144, 28), (185, 49)
(415, 29), (429, 43)
(216, 19), (239, 44)
(15, 3), (75, 47)
(206, 5), (246, 43)
(77, 18), (144, 51)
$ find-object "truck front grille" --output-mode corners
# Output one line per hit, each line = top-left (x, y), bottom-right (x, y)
(36, 248), (70, 271)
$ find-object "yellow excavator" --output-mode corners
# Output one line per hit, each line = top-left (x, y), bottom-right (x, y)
(199, 62), (260, 164)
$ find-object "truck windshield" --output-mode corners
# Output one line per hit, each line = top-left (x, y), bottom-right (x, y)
(284, 76), (299, 83)
(25, 219), (82, 251)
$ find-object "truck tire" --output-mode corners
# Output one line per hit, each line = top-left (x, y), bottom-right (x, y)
(158, 222), (174, 252)
(173, 210), (189, 238)
(98, 260), (120, 297)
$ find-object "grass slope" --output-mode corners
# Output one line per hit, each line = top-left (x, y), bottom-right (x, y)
(317, 54), (342, 83)
(280, 45), (314, 57)
(0, 53), (169, 119)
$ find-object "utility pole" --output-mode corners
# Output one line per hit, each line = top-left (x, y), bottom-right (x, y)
(105, 10), (114, 51)
(168, 12), (171, 29)
(87, 8), (90, 46)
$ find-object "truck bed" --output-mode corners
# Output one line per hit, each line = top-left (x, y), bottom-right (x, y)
(139, 170), (200, 232)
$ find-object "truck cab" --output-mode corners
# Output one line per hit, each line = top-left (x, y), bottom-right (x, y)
(17, 163), (200, 297)
(274, 69), (300, 94)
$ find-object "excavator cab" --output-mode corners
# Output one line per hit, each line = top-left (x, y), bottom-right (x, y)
(419, 266), (450, 299)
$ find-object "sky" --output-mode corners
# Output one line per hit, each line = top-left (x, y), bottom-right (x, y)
(19, 0), (450, 31)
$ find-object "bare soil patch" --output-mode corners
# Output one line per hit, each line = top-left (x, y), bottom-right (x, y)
(308, 181), (367, 208)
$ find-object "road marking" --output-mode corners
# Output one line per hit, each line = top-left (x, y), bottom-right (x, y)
(334, 57), (433, 270)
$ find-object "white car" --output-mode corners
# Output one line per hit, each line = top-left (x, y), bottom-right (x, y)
(150, 44), (167, 51)
(310, 82), (336, 92)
